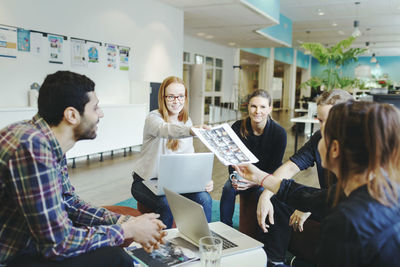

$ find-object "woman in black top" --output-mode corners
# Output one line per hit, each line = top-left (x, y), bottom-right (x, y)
(235, 101), (400, 267)
(219, 89), (286, 226)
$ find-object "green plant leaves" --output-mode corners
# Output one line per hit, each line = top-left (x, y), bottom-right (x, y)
(300, 36), (367, 91)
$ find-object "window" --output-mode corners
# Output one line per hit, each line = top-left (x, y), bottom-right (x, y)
(206, 56), (214, 66)
(195, 54), (204, 64)
(216, 58), (223, 68)
(214, 96), (221, 106)
(215, 69), (222, 92)
(204, 97), (212, 115)
(205, 69), (213, 92)
(183, 52), (190, 63)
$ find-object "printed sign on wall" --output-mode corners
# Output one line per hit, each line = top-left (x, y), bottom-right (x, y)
(48, 35), (63, 64)
(0, 26), (17, 58)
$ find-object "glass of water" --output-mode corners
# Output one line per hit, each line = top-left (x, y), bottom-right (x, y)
(199, 236), (222, 267)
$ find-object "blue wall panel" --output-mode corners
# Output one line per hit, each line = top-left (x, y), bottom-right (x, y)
(241, 48), (270, 58)
(296, 50), (310, 69)
(242, 0), (280, 22)
(311, 56), (400, 83)
(257, 14), (292, 47)
(275, 47), (293, 65)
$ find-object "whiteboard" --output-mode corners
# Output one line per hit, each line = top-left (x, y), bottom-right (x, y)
(0, 104), (146, 159)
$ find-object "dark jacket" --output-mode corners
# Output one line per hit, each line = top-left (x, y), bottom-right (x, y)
(228, 118), (287, 174)
(276, 179), (400, 267)
(289, 130), (334, 189)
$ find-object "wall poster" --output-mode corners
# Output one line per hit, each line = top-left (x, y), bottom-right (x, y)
(71, 38), (86, 67)
(119, 46), (130, 71)
(17, 28), (30, 52)
(0, 26), (17, 58)
(106, 43), (117, 69)
(30, 32), (43, 55)
(87, 41), (100, 69)
(48, 35), (63, 64)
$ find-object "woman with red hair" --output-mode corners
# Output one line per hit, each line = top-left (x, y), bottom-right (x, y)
(131, 76), (213, 229)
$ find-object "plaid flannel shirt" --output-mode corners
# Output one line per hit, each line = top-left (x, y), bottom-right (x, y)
(0, 114), (125, 265)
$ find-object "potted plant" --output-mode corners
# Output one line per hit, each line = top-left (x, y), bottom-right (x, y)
(300, 36), (366, 91)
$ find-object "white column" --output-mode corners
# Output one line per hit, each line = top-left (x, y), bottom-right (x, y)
(300, 67), (311, 97)
(300, 56), (312, 98)
(282, 62), (296, 110)
(265, 47), (275, 92)
(289, 49), (297, 111)
(233, 48), (241, 110)
(259, 57), (268, 90)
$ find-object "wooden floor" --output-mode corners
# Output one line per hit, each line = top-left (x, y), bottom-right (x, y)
(68, 110), (320, 206)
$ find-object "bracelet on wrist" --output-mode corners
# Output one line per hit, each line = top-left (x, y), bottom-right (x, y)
(259, 173), (271, 187)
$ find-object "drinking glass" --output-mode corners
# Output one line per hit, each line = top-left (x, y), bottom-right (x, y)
(199, 236), (222, 267)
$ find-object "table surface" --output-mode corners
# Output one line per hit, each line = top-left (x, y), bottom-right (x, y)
(294, 108), (308, 113)
(290, 115), (319, 124)
(131, 222), (267, 267)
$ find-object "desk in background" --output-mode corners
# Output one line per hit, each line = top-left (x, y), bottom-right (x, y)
(294, 108), (308, 113)
(290, 115), (319, 153)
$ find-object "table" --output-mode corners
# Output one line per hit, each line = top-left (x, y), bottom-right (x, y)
(169, 224), (267, 267)
(290, 115), (319, 153)
(131, 222), (267, 267)
(294, 108), (308, 113)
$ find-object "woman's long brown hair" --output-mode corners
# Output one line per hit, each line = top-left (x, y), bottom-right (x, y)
(324, 101), (400, 206)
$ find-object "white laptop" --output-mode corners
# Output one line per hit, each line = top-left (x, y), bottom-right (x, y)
(142, 152), (214, 196)
(164, 187), (264, 257)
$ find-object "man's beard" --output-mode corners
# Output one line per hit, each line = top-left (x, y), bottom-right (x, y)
(74, 118), (98, 141)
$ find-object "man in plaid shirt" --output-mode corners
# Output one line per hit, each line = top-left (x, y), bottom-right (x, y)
(0, 71), (166, 266)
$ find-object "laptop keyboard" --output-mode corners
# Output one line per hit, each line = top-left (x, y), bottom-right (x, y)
(211, 231), (238, 250)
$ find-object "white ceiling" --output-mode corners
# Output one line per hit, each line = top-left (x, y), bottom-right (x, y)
(281, 0), (400, 56)
(158, 0), (287, 47)
(159, 0), (400, 56)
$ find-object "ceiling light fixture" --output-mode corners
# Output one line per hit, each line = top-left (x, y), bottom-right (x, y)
(332, 22), (337, 27)
(228, 42), (236, 46)
(365, 41), (370, 53)
(370, 53), (377, 63)
(338, 30), (345, 35)
(352, 20), (361, 37)
(316, 8), (325, 16)
(197, 32), (205, 37)
(352, 2), (361, 37)
(304, 30), (311, 55)
(205, 35), (214, 39)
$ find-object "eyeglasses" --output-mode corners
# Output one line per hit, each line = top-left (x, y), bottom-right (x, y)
(165, 95), (185, 102)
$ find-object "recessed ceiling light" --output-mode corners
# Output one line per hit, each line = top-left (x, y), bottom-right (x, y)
(338, 30), (345, 35)
(197, 32), (205, 37)
(228, 42), (236, 46)
(332, 22), (337, 27)
(316, 9), (325, 16)
(205, 35), (214, 39)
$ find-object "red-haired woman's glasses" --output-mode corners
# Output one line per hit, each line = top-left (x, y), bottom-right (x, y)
(165, 95), (185, 102)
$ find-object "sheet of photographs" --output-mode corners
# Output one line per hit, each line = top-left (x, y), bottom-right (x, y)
(201, 127), (250, 165)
